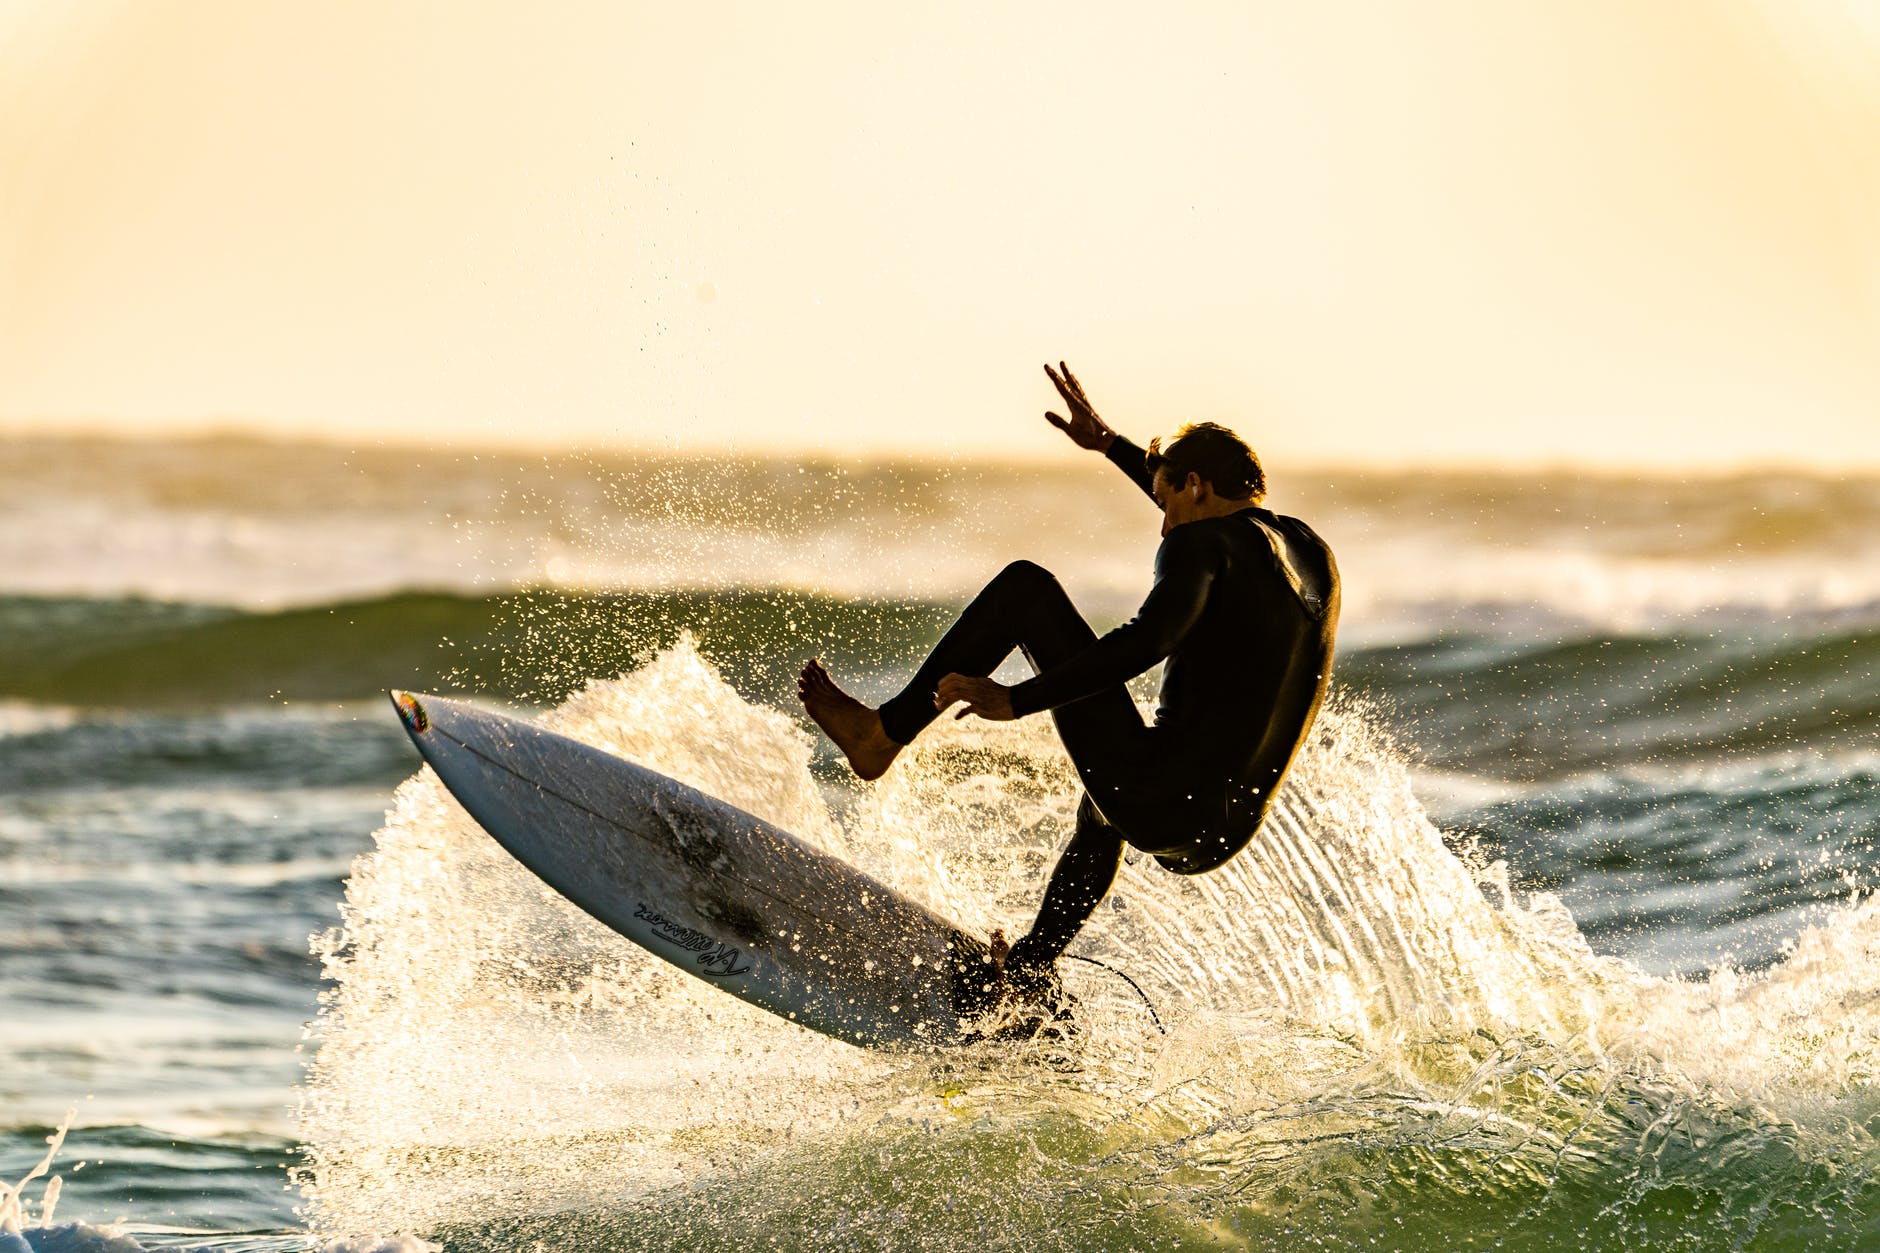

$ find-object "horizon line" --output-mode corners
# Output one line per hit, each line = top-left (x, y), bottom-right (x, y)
(6, 418), (1880, 479)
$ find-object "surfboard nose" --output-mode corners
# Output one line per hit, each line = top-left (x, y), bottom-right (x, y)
(389, 689), (430, 734)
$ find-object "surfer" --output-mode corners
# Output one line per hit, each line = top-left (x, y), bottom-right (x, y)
(798, 362), (1339, 1004)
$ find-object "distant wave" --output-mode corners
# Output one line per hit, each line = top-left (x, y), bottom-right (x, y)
(8, 436), (1880, 638)
(1339, 625), (1880, 779)
(0, 591), (955, 709)
(6, 592), (1874, 786)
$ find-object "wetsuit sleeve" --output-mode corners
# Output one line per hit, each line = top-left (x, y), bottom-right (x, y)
(1008, 524), (1218, 717)
(1105, 437), (1157, 501)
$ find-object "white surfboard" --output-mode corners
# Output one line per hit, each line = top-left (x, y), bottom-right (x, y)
(389, 690), (1002, 1049)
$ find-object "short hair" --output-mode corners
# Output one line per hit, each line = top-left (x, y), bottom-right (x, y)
(1144, 422), (1265, 502)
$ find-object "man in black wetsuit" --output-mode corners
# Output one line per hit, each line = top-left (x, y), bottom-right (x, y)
(798, 361), (1339, 1001)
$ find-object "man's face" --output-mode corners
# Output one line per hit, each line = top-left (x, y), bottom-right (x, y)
(1151, 468), (1203, 538)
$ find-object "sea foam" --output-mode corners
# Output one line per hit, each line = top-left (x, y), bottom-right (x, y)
(298, 639), (1880, 1247)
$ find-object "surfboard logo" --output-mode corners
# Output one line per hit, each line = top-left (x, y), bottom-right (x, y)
(633, 903), (752, 977)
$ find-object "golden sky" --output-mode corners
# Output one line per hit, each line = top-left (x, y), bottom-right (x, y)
(2, 1), (1876, 466)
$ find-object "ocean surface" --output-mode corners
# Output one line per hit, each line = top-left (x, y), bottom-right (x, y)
(3, 435), (1878, 1251)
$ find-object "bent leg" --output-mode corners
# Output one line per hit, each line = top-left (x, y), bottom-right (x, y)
(867, 562), (1171, 981)
(878, 560), (1141, 750)
(802, 560), (1143, 781)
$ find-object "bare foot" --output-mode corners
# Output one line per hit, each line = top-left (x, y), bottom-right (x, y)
(796, 658), (902, 780)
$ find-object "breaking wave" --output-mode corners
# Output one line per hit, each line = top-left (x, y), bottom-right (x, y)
(298, 640), (1880, 1250)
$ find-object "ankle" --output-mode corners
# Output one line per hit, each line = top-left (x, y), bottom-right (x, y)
(1005, 934), (1058, 981)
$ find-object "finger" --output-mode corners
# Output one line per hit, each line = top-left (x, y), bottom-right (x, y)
(954, 706), (971, 720)
(1060, 362), (1087, 400)
(1045, 411), (1070, 431)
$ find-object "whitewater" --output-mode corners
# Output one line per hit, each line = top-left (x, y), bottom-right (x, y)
(274, 640), (1879, 1250)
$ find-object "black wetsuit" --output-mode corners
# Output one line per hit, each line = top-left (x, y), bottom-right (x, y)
(878, 437), (1339, 976)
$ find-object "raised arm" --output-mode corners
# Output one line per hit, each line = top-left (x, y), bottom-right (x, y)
(1102, 435), (1156, 501)
(1043, 362), (1156, 502)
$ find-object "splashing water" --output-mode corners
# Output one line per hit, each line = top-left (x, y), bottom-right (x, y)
(0, 1115), (69, 1242)
(299, 640), (1880, 1250)
(0, 1115), (441, 1253)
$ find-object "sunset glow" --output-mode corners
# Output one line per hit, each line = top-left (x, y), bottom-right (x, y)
(2, 1), (1876, 467)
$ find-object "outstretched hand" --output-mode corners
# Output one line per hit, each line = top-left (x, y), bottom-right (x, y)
(1044, 361), (1117, 453)
(935, 673), (1016, 722)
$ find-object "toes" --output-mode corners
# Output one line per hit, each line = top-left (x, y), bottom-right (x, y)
(797, 658), (858, 708)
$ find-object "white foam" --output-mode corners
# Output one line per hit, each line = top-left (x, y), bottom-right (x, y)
(298, 642), (1880, 1239)
(0, 703), (77, 740)
(9, 445), (1880, 638)
(7, 1226), (143, 1253)
(1414, 745), (1880, 818)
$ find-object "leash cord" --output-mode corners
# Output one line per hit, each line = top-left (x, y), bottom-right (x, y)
(1063, 954), (1168, 1035)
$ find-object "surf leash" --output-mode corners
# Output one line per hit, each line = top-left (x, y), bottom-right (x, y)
(1064, 954), (1167, 1035)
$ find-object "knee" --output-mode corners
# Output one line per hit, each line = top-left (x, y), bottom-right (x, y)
(996, 559), (1058, 593)
(1073, 793), (1127, 847)
(1074, 792), (1111, 829)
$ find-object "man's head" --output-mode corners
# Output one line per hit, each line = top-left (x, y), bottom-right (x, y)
(1143, 422), (1266, 537)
